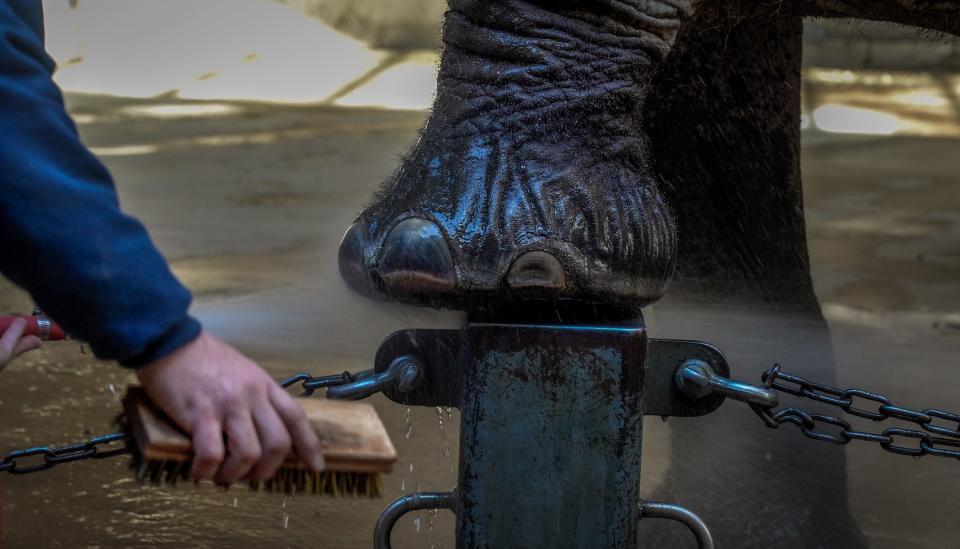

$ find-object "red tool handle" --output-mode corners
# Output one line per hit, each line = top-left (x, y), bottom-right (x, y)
(0, 316), (67, 341)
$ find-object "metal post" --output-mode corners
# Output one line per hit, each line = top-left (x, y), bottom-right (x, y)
(370, 321), (723, 548)
(455, 322), (646, 548)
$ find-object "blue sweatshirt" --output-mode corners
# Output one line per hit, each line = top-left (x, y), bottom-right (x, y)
(0, 0), (201, 367)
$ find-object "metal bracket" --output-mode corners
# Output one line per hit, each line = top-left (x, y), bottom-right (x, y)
(374, 328), (463, 407)
(373, 324), (730, 419)
(642, 339), (730, 418)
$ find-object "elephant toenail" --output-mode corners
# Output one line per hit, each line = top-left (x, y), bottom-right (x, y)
(506, 251), (567, 290)
(338, 223), (374, 295)
(377, 218), (456, 295)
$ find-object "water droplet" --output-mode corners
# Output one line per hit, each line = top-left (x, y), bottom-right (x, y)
(232, 497), (238, 508)
(282, 513), (290, 529)
(435, 407), (455, 469)
(413, 517), (421, 532)
(282, 497), (287, 508)
(404, 407), (414, 439)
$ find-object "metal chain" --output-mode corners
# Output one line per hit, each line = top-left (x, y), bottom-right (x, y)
(279, 370), (366, 396)
(8, 362), (958, 474)
(1, 370), (367, 476)
(750, 364), (960, 460)
(0, 432), (128, 475)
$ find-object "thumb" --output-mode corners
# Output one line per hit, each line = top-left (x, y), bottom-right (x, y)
(0, 318), (28, 370)
(13, 336), (42, 357)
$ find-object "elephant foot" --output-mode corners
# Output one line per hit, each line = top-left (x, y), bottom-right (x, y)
(338, 0), (693, 313)
(339, 145), (678, 312)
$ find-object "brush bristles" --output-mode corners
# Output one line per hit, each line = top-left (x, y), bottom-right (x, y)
(129, 457), (384, 498)
(132, 458), (192, 485)
(250, 468), (384, 498)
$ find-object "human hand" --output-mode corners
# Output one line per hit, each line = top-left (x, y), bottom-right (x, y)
(136, 331), (324, 483)
(0, 317), (42, 373)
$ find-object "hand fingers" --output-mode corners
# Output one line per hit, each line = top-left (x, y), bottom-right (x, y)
(216, 412), (261, 484)
(12, 336), (42, 358)
(270, 386), (324, 471)
(189, 417), (225, 481)
(247, 401), (292, 481)
(0, 318), (27, 365)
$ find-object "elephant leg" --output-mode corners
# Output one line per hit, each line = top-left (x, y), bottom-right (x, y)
(645, 6), (817, 309)
(640, 11), (868, 548)
(338, 0), (696, 315)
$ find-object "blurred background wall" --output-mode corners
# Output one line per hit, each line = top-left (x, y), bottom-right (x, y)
(806, 20), (960, 69)
(276, 0), (444, 49)
(40, 1), (960, 116)
(277, 0), (960, 67)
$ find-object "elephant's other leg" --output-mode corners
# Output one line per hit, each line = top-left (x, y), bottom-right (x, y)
(339, 0), (695, 315)
(645, 6), (818, 308)
(640, 13), (869, 549)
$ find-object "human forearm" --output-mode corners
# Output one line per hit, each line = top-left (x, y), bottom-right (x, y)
(0, 0), (199, 365)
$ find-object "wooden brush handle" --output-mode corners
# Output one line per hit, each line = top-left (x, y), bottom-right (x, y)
(123, 387), (397, 473)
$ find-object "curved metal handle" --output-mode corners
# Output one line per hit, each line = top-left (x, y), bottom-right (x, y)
(676, 359), (779, 409)
(374, 491), (457, 549)
(326, 356), (424, 400)
(640, 501), (714, 549)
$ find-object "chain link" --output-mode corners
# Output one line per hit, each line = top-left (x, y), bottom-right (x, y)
(280, 370), (368, 396)
(751, 364), (960, 460)
(0, 432), (128, 475)
(2, 370), (366, 476)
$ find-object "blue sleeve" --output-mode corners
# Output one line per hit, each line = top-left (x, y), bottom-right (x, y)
(0, 0), (201, 367)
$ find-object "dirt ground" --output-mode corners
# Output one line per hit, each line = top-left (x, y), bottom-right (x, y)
(0, 64), (958, 548)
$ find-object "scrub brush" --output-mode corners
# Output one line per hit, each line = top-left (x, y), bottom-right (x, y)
(121, 387), (396, 497)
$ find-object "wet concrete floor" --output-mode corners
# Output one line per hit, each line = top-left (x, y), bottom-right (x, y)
(0, 83), (958, 547)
